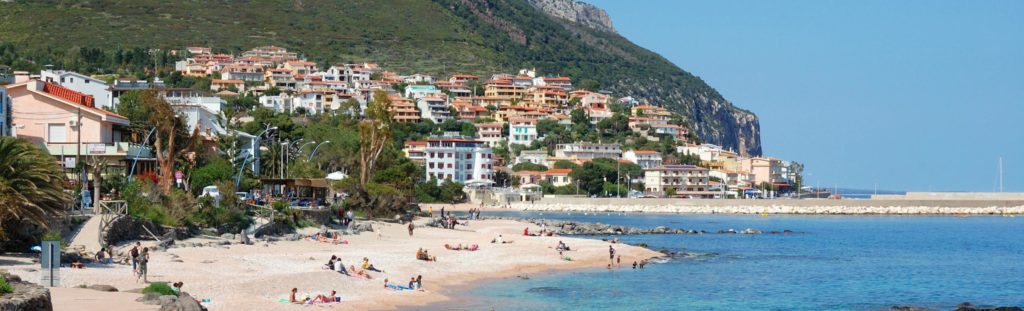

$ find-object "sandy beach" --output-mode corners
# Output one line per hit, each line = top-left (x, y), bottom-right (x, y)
(3, 218), (660, 310)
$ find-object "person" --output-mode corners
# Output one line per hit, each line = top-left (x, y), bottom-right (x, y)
(289, 288), (306, 304)
(632, 261), (638, 269)
(172, 282), (183, 295)
(325, 255), (338, 270)
(428, 206), (433, 218)
(523, 227), (529, 236)
(70, 259), (86, 269)
(345, 210), (354, 226)
(416, 275), (423, 289)
(174, 170), (184, 189)
(609, 245), (616, 262)
(408, 277), (417, 289)
(333, 257), (349, 276)
(606, 264), (612, 270)
(130, 242), (141, 273)
(384, 278), (412, 290)
(617, 255), (622, 267)
(362, 257), (383, 272)
(639, 259), (646, 269)
(314, 290), (338, 303)
(408, 222), (414, 236)
(440, 206), (445, 218)
(96, 247), (111, 264)
(136, 247), (149, 283)
(494, 235), (504, 244)
(348, 265), (372, 279)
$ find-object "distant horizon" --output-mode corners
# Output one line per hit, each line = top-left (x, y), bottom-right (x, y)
(586, 0), (1023, 192)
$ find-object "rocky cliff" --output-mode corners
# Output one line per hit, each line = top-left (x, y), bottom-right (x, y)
(525, 0), (616, 33)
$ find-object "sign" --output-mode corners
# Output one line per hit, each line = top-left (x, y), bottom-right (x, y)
(64, 157), (76, 169)
(40, 240), (61, 287)
(88, 144), (107, 154)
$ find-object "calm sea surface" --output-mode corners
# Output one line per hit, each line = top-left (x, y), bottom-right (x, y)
(420, 211), (1024, 310)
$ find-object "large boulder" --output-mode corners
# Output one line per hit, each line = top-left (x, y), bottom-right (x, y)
(0, 280), (53, 311)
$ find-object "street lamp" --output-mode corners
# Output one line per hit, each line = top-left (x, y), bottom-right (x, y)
(308, 140), (331, 161)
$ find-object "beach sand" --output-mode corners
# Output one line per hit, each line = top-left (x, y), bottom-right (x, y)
(3, 218), (660, 310)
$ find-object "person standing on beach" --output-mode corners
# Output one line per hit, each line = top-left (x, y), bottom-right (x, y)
(129, 242), (140, 274)
(617, 255), (621, 267)
(609, 245), (616, 262)
(408, 222), (414, 236)
(428, 206), (433, 218)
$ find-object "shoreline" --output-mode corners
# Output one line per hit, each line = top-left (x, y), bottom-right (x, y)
(2, 218), (661, 311)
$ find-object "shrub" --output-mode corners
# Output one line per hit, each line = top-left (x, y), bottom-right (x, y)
(0, 276), (14, 294)
(142, 282), (175, 296)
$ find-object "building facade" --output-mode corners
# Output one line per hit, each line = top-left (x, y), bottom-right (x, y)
(508, 118), (538, 146)
(643, 165), (713, 198)
(424, 136), (494, 185)
(623, 150), (663, 169)
(555, 143), (621, 160)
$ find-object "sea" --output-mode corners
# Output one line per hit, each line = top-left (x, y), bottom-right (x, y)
(420, 211), (1024, 310)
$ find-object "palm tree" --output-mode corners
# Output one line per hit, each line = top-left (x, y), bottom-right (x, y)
(0, 137), (69, 237)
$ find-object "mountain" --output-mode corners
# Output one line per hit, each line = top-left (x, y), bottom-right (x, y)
(0, 0), (761, 155)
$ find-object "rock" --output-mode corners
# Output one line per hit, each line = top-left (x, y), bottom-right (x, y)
(87, 284), (119, 292)
(740, 228), (762, 234)
(285, 234), (301, 241)
(220, 233), (235, 240)
(653, 226), (669, 233)
(156, 295), (177, 307)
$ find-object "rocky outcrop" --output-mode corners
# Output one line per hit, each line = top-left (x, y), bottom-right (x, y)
(525, 0), (615, 33)
(137, 292), (206, 311)
(102, 216), (163, 246)
(488, 217), (794, 236)
(0, 274), (53, 311)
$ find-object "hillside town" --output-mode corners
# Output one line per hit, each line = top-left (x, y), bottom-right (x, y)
(0, 45), (803, 207)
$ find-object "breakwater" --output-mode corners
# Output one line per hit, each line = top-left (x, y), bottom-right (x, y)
(510, 198), (1024, 215)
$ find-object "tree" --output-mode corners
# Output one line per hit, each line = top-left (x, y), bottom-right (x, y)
(578, 79), (600, 91)
(141, 91), (199, 194)
(358, 90), (393, 185)
(512, 162), (548, 172)
(0, 137), (69, 238)
(552, 160), (580, 170)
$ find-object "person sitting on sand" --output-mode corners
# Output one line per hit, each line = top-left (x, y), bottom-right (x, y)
(289, 288), (307, 304)
(408, 277), (417, 289)
(556, 241), (570, 251)
(523, 227), (530, 236)
(172, 282), (183, 295)
(333, 257), (349, 276)
(362, 258), (383, 272)
(491, 235), (512, 244)
(325, 255), (338, 270)
(416, 248), (437, 261)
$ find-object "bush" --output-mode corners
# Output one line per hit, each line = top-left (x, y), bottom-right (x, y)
(0, 275), (13, 294)
(142, 282), (175, 296)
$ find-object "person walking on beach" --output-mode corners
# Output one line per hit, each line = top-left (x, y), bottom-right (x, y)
(617, 255), (621, 267)
(408, 222), (414, 236)
(428, 206), (433, 218)
(136, 247), (149, 283)
(609, 245), (616, 262)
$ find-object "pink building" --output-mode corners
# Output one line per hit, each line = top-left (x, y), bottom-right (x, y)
(5, 80), (149, 168)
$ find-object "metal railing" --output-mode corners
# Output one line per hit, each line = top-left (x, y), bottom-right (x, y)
(97, 200), (128, 247)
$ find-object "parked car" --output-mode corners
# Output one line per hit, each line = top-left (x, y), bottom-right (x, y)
(235, 192), (253, 202)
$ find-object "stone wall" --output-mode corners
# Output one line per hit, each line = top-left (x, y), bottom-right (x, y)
(296, 209), (333, 225)
(102, 216), (163, 246)
(0, 274), (53, 311)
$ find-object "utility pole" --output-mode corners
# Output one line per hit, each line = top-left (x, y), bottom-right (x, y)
(76, 106), (83, 210)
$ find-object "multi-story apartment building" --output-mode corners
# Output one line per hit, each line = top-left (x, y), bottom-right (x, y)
(220, 65), (264, 82)
(474, 123), (503, 148)
(416, 96), (451, 123)
(643, 165), (713, 198)
(623, 150), (663, 169)
(388, 95), (421, 124)
(741, 156), (785, 186)
(424, 135), (494, 185)
(508, 118), (538, 146)
(405, 85), (442, 100)
(483, 79), (526, 103)
(515, 150), (548, 166)
(403, 140), (427, 165)
(241, 46), (298, 63)
(631, 104), (672, 121)
(555, 143), (621, 160)
(532, 76), (573, 91)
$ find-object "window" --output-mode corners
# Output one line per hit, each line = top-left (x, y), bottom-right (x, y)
(466, 164), (472, 170)
(429, 163), (435, 169)
(48, 123), (67, 143)
(447, 163), (453, 168)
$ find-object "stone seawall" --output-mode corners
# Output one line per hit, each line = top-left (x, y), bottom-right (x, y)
(511, 198), (1024, 215)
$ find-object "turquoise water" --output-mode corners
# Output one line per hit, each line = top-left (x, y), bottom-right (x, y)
(423, 212), (1024, 310)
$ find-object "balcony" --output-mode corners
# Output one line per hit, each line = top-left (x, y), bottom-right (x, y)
(46, 142), (154, 159)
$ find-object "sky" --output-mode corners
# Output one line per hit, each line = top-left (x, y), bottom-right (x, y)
(585, 0), (1024, 192)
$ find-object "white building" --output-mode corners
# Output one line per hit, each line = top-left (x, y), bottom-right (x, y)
(474, 123), (504, 148)
(0, 86), (10, 136)
(424, 135), (494, 185)
(508, 118), (538, 146)
(405, 85), (442, 100)
(416, 96), (451, 123)
(163, 92), (226, 138)
(515, 149), (548, 166)
(39, 69), (114, 109)
(259, 94), (293, 113)
(643, 165), (714, 198)
(555, 142), (621, 160)
(623, 150), (663, 169)
(404, 74), (433, 84)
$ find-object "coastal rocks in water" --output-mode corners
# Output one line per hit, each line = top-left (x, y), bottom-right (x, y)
(525, 286), (564, 294)
(955, 302), (1023, 311)
(740, 228), (762, 234)
(87, 284), (119, 292)
(718, 229), (738, 234)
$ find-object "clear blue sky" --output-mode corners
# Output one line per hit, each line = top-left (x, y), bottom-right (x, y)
(586, 0), (1024, 192)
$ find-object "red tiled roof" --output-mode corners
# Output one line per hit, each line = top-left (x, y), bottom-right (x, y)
(631, 150), (659, 155)
(43, 82), (94, 108)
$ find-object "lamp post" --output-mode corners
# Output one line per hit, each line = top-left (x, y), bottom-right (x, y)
(253, 124), (277, 177)
(308, 140), (331, 161)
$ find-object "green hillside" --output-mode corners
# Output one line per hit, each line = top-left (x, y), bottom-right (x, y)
(0, 0), (761, 155)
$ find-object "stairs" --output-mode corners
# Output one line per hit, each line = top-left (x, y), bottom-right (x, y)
(68, 215), (103, 254)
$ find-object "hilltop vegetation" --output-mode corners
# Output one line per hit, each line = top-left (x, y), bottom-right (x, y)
(0, 0), (760, 155)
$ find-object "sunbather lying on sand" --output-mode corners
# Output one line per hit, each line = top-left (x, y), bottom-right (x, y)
(348, 265), (373, 279)
(491, 235), (513, 244)
(384, 278), (413, 291)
